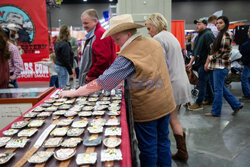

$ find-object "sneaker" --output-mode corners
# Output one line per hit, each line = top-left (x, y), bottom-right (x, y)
(188, 103), (203, 111)
(232, 105), (243, 116)
(202, 100), (212, 105)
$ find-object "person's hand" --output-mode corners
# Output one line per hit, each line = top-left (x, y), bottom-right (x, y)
(59, 90), (75, 98)
(72, 69), (76, 77)
(204, 63), (209, 71)
(70, 74), (74, 79)
(9, 76), (15, 81)
(204, 55), (211, 71)
(186, 63), (192, 69)
(86, 76), (96, 83)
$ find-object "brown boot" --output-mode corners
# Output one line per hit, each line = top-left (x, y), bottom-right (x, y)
(172, 132), (188, 162)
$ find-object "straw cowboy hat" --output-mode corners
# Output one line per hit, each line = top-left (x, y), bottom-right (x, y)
(101, 14), (144, 39)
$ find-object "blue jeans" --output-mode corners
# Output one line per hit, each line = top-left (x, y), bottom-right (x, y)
(211, 68), (242, 116)
(196, 66), (213, 105)
(134, 114), (171, 167)
(55, 64), (69, 88)
(74, 57), (79, 79)
(12, 79), (18, 88)
(241, 65), (250, 98)
(50, 75), (59, 88)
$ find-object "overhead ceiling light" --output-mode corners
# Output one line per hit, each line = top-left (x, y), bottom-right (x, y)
(109, 0), (113, 2)
(83, 0), (87, 2)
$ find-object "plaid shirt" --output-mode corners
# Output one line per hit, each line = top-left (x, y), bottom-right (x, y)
(8, 41), (24, 79)
(208, 32), (232, 70)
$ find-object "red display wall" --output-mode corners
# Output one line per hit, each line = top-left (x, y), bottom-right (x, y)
(171, 20), (185, 49)
(0, 0), (50, 81)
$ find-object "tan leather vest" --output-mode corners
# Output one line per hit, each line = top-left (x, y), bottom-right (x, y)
(120, 36), (176, 122)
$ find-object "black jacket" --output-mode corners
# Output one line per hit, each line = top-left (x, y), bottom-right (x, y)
(193, 28), (214, 68)
(54, 41), (73, 75)
(240, 38), (250, 66)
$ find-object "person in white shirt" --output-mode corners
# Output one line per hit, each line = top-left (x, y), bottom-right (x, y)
(207, 15), (219, 37)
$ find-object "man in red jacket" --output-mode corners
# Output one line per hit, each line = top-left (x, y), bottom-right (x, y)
(79, 9), (116, 86)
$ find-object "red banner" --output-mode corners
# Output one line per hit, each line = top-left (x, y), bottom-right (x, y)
(0, 0), (50, 81)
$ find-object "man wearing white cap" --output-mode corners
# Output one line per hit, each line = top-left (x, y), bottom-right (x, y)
(60, 14), (175, 167)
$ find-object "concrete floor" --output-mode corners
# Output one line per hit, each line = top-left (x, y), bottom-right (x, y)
(171, 82), (250, 167)
(15, 81), (250, 166)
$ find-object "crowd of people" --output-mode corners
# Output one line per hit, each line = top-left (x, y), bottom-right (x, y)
(1, 8), (250, 166)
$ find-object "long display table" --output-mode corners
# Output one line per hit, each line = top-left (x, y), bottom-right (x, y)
(0, 88), (131, 167)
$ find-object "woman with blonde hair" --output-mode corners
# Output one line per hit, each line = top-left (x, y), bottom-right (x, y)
(145, 13), (191, 162)
(54, 25), (74, 88)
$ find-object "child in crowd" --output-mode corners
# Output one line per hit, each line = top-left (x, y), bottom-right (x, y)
(35, 53), (59, 88)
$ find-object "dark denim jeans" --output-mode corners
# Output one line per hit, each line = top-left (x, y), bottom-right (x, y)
(196, 66), (213, 105)
(134, 114), (171, 167)
(50, 75), (59, 88)
(211, 68), (242, 116)
(241, 65), (250, 98)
